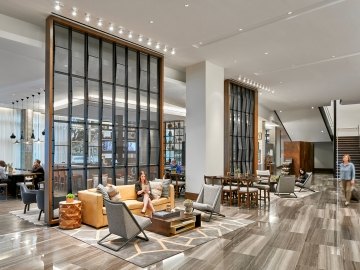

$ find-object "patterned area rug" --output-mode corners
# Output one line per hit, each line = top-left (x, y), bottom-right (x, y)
(9, 208), (59, 226)
(56, 214), (254, 268)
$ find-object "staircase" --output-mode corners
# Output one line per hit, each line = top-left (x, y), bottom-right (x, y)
(337, 136), (360, 180)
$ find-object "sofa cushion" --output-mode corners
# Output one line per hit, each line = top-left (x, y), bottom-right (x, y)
(123, 199), (144, 210)
(153, 178), (171, 197)
(96, 184), (110, 201)
(150, 181), (163, 199)
(152, 197), (169, 206)
(117, 184), (137, 200)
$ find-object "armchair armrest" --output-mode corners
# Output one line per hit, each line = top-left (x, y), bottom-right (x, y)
(78, 190), (104, 228)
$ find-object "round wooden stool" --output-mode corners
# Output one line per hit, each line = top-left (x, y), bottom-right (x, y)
(59, 200), (82, 229)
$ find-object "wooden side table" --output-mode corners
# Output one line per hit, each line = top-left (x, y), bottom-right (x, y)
(59, 200), (82, 229)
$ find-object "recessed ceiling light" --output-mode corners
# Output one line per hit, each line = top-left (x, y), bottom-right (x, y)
(254, 72), (259, 76)
(185, 4), (190, 7)
(171, 48), (176, 55)
(271, 90), (275, 94)
(147, 39), (152, 46)
(287, 11), (293, 15)
(138, 35), (143, 42)
(238, 28), (243, 31)
(149, 20), (154, 24)
(109, 24), (114, 32)
(264, 52), (269, 55)
(311, 106), (314, 109)
(71, 7), (77, 17)
(85, 13), (90, 22)
(128, 31), (133, 39)
(118, 27), (124, 34)
(54, 1), (61, 11)
(280, 81), (283, 84)
(331, 55), (335, 58)
(279, 110), (282, 113)
(163, 45), (168, 52)
(259, 92), (263, 95)
(199, 42), (203, 45)
(155, 42), (160, 49)
(97, 18), (103, 27)
(321, 130), (324, 133)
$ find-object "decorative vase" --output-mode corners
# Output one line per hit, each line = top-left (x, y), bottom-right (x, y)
(183, 200), (193, 214)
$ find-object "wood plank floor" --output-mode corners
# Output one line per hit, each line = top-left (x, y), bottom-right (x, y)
(0, 174), (359, 270)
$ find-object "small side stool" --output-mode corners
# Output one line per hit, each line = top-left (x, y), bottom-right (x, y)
(0, 183), (8, 200)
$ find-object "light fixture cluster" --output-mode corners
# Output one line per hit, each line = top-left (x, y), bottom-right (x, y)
(238, 75), (275, 95)
(54, 2), (176, 55)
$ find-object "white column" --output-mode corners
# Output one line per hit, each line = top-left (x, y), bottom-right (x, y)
(185, 61), (224, 195)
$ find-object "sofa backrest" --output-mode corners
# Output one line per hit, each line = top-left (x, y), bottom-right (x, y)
(117, 184), (137, 200)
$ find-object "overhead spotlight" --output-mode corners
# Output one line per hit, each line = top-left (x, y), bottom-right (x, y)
(149, 20), (154, 24)
(128, 31), (133, 39)
(171, 48), (176, 55)
(138, 35), (143, 42)
(71, 7), (77, 17)
(311, 106), (314, 109)
(259, 92), (263, 96)
(147, 39), (152, 46)
(287, 11), (293, 15)
(85, 13), (90, 22)
(108, 24), (114, 32)
(118, 27), (124, 34)
(54, 1), (61, 11)
(155, 42), (160, 49)
(97, 18), (103, 27)
(163, 46), (168, 52)
(185, 4), (190, 7)
(271, 90), (275, 94)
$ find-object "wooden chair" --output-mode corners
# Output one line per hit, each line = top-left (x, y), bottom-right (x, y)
(253, 170), (271, 203)
(221, 177), (239, 206)
(237, 177), (259, 208)
(170, 173), (185, 197)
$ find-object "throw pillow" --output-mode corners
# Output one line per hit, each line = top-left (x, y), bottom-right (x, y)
(106, 184), (122, 202)
(96, 184), (110, 201)
(154, 178), (171, 197)
(150, 181), (163, 199)
(111, 193), (121, 202)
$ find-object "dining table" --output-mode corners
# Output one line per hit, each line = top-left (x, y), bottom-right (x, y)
(6, 170), (41, 197)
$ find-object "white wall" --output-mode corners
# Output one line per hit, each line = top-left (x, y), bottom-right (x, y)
(337, 103), (360, 136)
(314, 142), (333, 169)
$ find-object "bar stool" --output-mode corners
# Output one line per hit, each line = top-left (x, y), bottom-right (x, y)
(0, 183), (7, 200)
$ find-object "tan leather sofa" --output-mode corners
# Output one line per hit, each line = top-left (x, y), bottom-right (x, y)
(78, 184), (175, 228)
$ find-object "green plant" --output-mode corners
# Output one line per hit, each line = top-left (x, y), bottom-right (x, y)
(66, 193), (75, 199)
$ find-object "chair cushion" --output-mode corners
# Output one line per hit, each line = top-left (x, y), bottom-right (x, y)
(134, 215), (152, 229)
(193, 202), (213, 211)
(153, 178), (171, 198)
(239, 187), (258, 193)
(223, 186), (238, 191)
(149, 181), (163, 199)
(253, 183), (270, 190)
(96, 184), (110, 201)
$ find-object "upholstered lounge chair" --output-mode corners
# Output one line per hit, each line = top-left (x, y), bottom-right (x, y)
(192, 184), (225, 221)
(18, 183), (37, 214)
(295, 172), (315, 192)
(275, 175), (297, 198)
(98, 200), (152, 251)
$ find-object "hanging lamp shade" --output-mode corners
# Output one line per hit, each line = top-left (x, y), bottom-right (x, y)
(20, 131), (24, 140)
(10, 133), (16, 139)
(42, 129), (45, 136)
(31, 130), (35, 140)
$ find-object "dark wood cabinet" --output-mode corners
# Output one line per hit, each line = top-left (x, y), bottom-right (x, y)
(284, 141), (314, 176)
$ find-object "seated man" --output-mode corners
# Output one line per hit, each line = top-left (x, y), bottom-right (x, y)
(32, 159), (45, 190)
(170, 159), (182, 174)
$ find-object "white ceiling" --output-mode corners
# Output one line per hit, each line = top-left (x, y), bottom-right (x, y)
(0, 0), (360, 119)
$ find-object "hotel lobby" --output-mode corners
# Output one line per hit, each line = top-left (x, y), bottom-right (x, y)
(1, 1), (360, 269)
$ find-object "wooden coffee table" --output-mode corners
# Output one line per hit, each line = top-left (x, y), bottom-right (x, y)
(146, 210), (201, 236)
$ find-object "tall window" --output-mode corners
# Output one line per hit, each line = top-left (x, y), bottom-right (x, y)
(225, 81), (257, 174)
(51, 22), (162, 199)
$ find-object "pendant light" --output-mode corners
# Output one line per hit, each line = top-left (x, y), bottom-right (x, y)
(30, 94), (35, 140)
(14, 100), (20, 144)
(10, 101), (16, 140)
(35, 92), (41, 143)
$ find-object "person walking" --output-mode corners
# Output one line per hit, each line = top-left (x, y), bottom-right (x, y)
(340, 154), (356, 206)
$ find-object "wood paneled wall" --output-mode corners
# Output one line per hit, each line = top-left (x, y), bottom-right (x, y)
(284, 141), (314, 176)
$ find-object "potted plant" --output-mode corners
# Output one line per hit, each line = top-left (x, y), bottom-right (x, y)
(183, 199), (193, 214)
(66, 193), (75, 203)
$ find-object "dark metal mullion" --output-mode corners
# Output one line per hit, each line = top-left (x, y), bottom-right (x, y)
(147, 54), (151, 172)
(84, 33), (89, 185)
(67, 28), (73, 193)
(136, 51), (140, 175)
(156, 58), (161, 173)
(124, 47), (129, 184)
(111, 44), (116, 184)
(99, 40), (103, 183)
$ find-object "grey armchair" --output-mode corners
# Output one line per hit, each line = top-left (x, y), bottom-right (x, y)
(98, 200), (152, 251)
(275, 176), (297, 198)
(295, 172), (315, 192)
(192, 184), (225, 221)
(18, 183), (37, 214)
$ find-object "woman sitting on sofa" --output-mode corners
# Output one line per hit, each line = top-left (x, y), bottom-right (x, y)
(135, 171), (156, 214)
